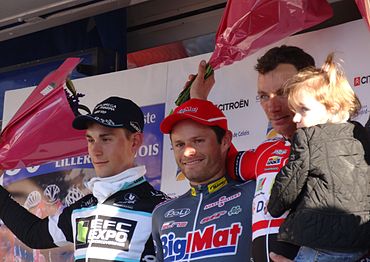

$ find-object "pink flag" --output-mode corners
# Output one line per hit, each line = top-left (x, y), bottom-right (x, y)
(355, 0), (370, 31)
(0, 58), (88, 170)
(209, 0), (333, 69)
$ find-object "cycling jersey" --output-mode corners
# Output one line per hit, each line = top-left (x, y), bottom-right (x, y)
(152, 176), (255, 262)
(0, 166), (168, 262)
(228, 136), (299, 261)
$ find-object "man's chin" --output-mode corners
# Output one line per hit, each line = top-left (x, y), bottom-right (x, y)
(271, 116), (290, 126)
(275, 125), (296, 138)
(94, 169), (111, 178)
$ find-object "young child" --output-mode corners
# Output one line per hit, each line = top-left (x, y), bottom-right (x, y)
(267, 53), (370, 262)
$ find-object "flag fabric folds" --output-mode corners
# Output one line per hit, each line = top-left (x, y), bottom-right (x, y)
(355, 0), (370, 31)
(209, 0), (333, 69)
(0, 58), (88, 170)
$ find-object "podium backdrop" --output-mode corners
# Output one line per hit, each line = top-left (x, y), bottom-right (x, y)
(3, 19), (370, 198)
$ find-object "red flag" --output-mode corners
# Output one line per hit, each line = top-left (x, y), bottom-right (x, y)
(355, 0), (370, 31)
(0, 58), (88, 170)
(209, 0), (333, 69)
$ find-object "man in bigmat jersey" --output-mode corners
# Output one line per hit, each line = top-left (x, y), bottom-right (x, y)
(152, 98), (255, 261)
(190, 45), (316, 261)
(0, 96), (168, 261)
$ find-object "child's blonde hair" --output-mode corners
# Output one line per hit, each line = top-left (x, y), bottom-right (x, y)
(284, 53), (361, 123)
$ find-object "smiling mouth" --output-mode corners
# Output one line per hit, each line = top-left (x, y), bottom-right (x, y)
(183, 159), (202, 166)
(93, 161), (108, 165)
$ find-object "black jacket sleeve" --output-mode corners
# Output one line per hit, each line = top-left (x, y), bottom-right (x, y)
(267, 129), (310, 217)
(0, 185), (57, 249)
(352, 120), (370, 165)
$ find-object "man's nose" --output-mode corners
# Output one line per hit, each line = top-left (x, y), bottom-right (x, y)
(267, 95), (282, 112)
(183, 146), (196, 157)
(89, 142), (103, 155)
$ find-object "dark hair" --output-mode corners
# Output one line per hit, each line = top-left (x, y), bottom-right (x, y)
(255, 45), (315, 74)
(122, 128), (135, 139)
(210, 126), (227, 144)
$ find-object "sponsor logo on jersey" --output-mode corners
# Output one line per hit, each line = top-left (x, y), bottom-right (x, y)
(161, 223), (242, 261)
(81, 197), (98, 208)
(76, 215), (136, 251)
(124, 193), (139, 204)
(207, 177), (228, 194)
(161, 221), (188, 230)
(191, 177), (228, 196)
(164, 208), (191, 218)
(200, 210), (227, 224)
(256, 177), (266, 192)
(272, 149), (287, 155)
(228, 205), (242, 216)
(178, 106), (198, 114)
(113, 193), (139, 209)
(150, 190), (165, 197)
(203, 192), (241, 210)
(266, 156), (282, 166)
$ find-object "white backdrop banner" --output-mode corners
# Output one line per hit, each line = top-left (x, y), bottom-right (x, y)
(3, 19), (370, 197)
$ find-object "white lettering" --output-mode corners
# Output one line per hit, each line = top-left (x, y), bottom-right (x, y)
(138, 143), (159, 157)
(105, 230), (116, 240)
(115, 231), (128, 242)
(84, 155), (91, 163)
(91, 218), (103, 228)
(144, 112), (156, 124)
(117, 222), (131, 231)
(103, 220), (116, 230)
(54, 156), (91, 168)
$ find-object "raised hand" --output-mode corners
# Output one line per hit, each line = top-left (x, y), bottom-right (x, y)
(190, 60), (215, 100)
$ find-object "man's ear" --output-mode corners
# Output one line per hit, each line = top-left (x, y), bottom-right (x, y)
(221, 130), (233, 152)
(131, 132), (143, 152)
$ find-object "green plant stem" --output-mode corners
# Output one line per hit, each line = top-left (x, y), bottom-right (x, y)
(174, 63), (214, 106)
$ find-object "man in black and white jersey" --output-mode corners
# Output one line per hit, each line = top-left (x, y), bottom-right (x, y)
(0, 96), (167, 261)
(152, 98), (255, 261)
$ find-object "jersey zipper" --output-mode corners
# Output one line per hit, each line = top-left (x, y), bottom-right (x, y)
(187, 192), (203, 261)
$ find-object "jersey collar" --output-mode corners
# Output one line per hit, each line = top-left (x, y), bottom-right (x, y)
(190, 176), (228, 196)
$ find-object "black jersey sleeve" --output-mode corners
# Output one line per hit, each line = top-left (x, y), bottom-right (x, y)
(0, 185), (57, 249)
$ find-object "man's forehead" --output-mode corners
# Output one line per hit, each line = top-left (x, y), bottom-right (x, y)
(257, 63), (298, 92)
(86, 123), (121, 135)
(170, 120), (213, 138)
